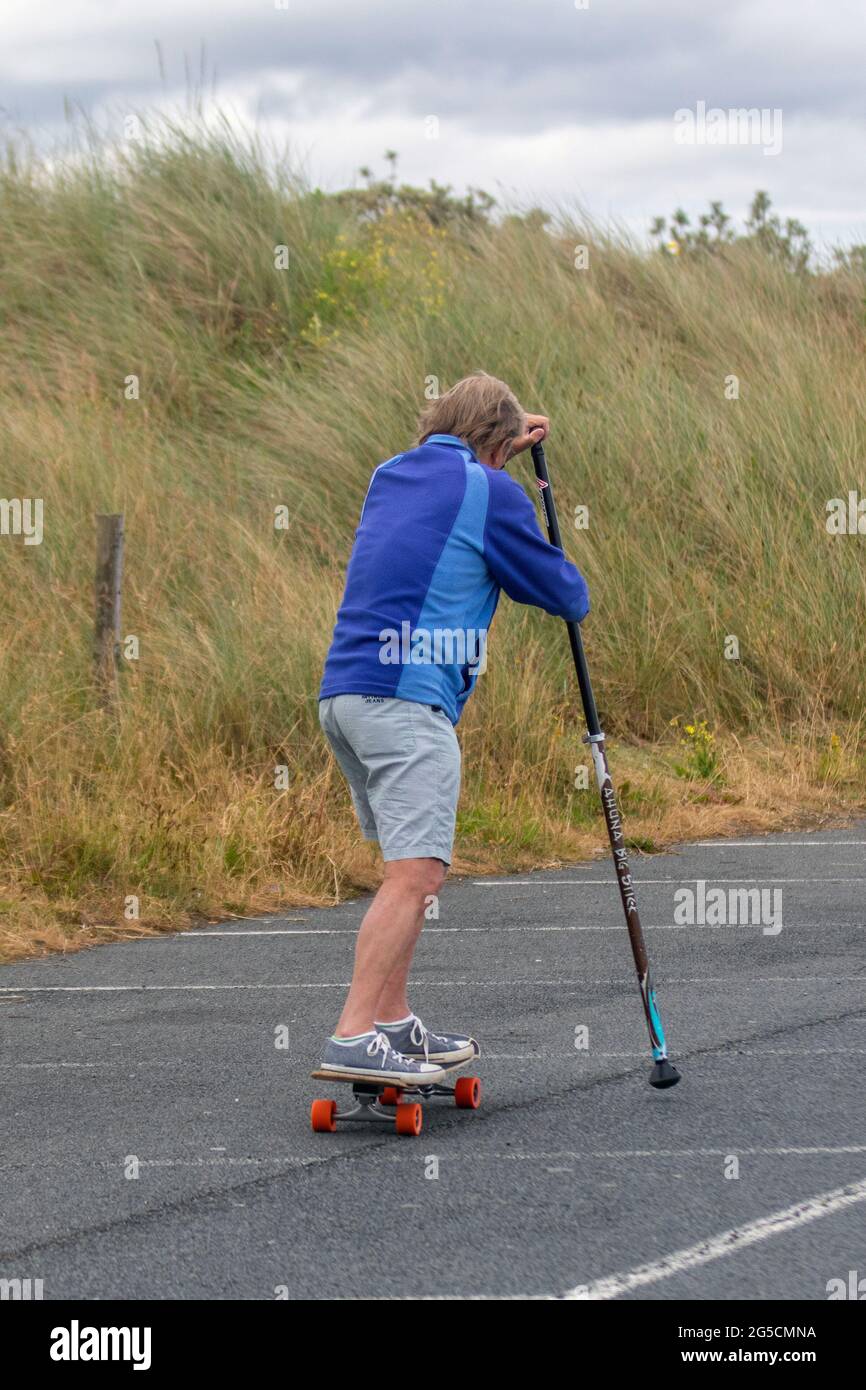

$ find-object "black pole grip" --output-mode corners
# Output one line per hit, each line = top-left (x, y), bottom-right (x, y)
(530, 440), (601, 736)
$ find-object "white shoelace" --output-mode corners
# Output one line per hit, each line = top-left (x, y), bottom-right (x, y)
(410, 1017), (430, 1062)
(367, 1031), (411, 1069)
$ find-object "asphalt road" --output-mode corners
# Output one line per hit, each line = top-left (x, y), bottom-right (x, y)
(2, 823), (865, 1300)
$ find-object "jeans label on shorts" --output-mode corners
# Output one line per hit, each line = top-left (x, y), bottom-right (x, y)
(362, 695), (386, 704)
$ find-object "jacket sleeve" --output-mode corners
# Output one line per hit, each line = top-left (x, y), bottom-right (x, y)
(482, 471), (590, 622)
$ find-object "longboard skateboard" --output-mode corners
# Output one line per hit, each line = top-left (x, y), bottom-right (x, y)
(310, 1043), (481, 1137)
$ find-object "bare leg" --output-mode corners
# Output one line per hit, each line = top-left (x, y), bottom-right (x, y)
(334, 857), (446, 1037)
(374, 871), (441, 1021)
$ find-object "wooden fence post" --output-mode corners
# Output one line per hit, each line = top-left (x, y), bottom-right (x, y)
(94, 514), (124, 705)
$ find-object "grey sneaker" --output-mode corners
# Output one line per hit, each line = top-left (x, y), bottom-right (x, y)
(374, 1013), (478, 1065)
(318, 1030), (447, 1086)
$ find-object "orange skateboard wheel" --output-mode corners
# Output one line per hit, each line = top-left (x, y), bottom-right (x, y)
(379, 1086), (401, 1107)
(454, 1076), (481, 1109)
(395, 1102), (423, 1136)
(310, 1098), (337, 1133)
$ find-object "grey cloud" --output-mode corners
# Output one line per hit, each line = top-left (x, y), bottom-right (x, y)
(2, 0), (864, 136)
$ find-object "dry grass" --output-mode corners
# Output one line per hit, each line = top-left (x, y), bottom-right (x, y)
(2, 720), (862, 964)
(1, 120), (864, 963)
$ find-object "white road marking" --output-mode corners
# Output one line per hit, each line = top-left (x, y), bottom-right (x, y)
(0, 975), (862, 993)
(472, 877), (866, 886)
(0, 1061), (114, 1069)
(2, 1046), (863, 1072)
(386, 1144), (866, 1161)
(174, 920), (866, 936)
(3, 1047), (864, 1071)
(564, 1176), (866, 1300)
(695, 841), (866, 848)
(0, 983), (357, 992)
(484, 1048), (866, 1059)
(5, 1144), (864, 1171)
(0, 1155), (340, 1173)
(0, 1062), (175, 1073)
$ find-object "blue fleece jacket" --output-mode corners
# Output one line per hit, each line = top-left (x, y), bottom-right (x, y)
(319, 433), (590, 725)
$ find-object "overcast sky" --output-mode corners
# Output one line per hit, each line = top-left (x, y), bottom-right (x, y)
(2, 0), (865, 248)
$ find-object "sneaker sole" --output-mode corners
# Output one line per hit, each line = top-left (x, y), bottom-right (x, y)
(405, 1041), (479, 1066)
(313, 1063), (448, 1087)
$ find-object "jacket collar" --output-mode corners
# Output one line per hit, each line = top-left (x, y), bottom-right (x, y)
(425, 433), (480, 461)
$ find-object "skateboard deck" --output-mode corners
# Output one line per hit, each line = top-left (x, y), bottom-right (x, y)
(310, 1044), (481, 1137)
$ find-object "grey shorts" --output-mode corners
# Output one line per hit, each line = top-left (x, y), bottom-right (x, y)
(319, 695), (462, 864)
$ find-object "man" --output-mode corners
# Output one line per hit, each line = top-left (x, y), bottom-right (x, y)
(317, 371), (590, 1085)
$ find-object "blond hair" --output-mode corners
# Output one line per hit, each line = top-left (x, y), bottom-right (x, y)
(416, 371), (525, 458)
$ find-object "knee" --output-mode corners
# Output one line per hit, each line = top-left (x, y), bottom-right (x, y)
(387, 858), (446, 903)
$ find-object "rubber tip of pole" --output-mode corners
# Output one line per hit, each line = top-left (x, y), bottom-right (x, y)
(649, 1059), (681, 1089)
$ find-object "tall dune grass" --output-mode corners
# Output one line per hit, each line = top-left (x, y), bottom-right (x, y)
(1, 120), (864, 959)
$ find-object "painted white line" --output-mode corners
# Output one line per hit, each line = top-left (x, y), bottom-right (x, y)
(134, 1156), (333, 1170)
(2, 1047), (863, 1072)
(0, 1156), (341, 1173)
(185, 930), (352, 936)
(564, 1176), (866, 1300)
(0, 1060), (189, 1069)
(385, 1145), (866, 1161)
(0, 975), (862, 994)
(0, 983), (355, 992)
(178, 920), (866, 937)
(473, 877), (866, 887)
(7, 1144), (864, 1173)
(695, 841), (866, 848)
(485, 1048), (866, 1059)
(0, 1061), (114, 1069)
